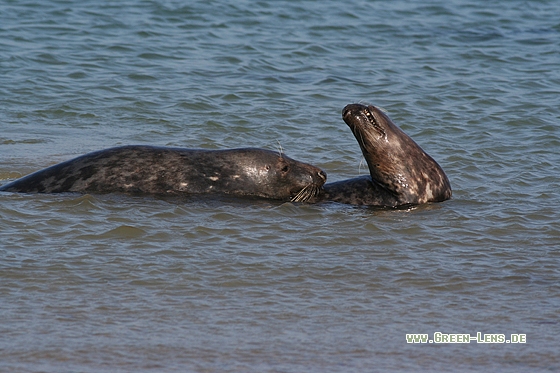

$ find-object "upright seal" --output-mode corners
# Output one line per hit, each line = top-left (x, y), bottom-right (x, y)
(0, 146), (326, 202)
(315, 104), (452, 207)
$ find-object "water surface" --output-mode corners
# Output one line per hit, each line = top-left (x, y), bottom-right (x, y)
(1, 1), (559, 372)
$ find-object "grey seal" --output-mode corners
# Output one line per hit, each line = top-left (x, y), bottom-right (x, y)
(0, 146), (326, 202)
(315, 103), (452, 207)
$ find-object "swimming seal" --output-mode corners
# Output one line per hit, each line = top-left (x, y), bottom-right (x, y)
(315, 103), (452, 207)
(0, 146), (326, 202)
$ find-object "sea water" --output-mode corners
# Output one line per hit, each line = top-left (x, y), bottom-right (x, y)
(1, 1), (559, 372)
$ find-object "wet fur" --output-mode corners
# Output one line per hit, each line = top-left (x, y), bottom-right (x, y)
(0, 146), (326, 202)
(315, 104), (451, 207)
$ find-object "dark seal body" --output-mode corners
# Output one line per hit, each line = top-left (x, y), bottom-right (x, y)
(315, 104), (452, 207)
(0, 146), (326, 202)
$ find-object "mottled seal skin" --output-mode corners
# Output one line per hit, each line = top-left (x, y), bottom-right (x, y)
(0, 146), (327, 202)
(315, 104), (451, 207)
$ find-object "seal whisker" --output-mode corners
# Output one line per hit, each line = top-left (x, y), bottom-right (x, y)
(276, 140), (285, 156)
(358, 157), (367, 175)
(290, 186), (308, 202)
(291, 186), (306, 202)
(290, 183), (320, 203)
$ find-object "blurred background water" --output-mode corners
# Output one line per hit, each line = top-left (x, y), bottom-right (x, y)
(1, 0), (559, 372)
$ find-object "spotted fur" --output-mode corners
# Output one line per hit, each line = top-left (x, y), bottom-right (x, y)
(315, 104), (451, 207)
(0, 146), (327, 202)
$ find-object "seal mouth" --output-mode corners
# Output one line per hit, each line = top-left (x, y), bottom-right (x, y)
(363, 106), (387, 139)
(290, 183), (322, 203)
(343, 104), (387, 139)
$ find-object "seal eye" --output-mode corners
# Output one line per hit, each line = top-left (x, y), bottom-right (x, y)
(281, 165), (289, 173)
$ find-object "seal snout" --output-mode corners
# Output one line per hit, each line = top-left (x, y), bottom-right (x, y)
(342, 103), (369, 129)
(342, 104), (355, 121)
(318, 170), (327, 183)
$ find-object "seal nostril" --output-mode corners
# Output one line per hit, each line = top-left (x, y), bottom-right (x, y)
(318, 170), (327, 182)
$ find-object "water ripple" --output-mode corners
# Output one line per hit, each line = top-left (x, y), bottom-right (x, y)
(1, 0), (560, 371)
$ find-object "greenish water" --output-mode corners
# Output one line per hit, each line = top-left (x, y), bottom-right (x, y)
(1, 1), (559, 372)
